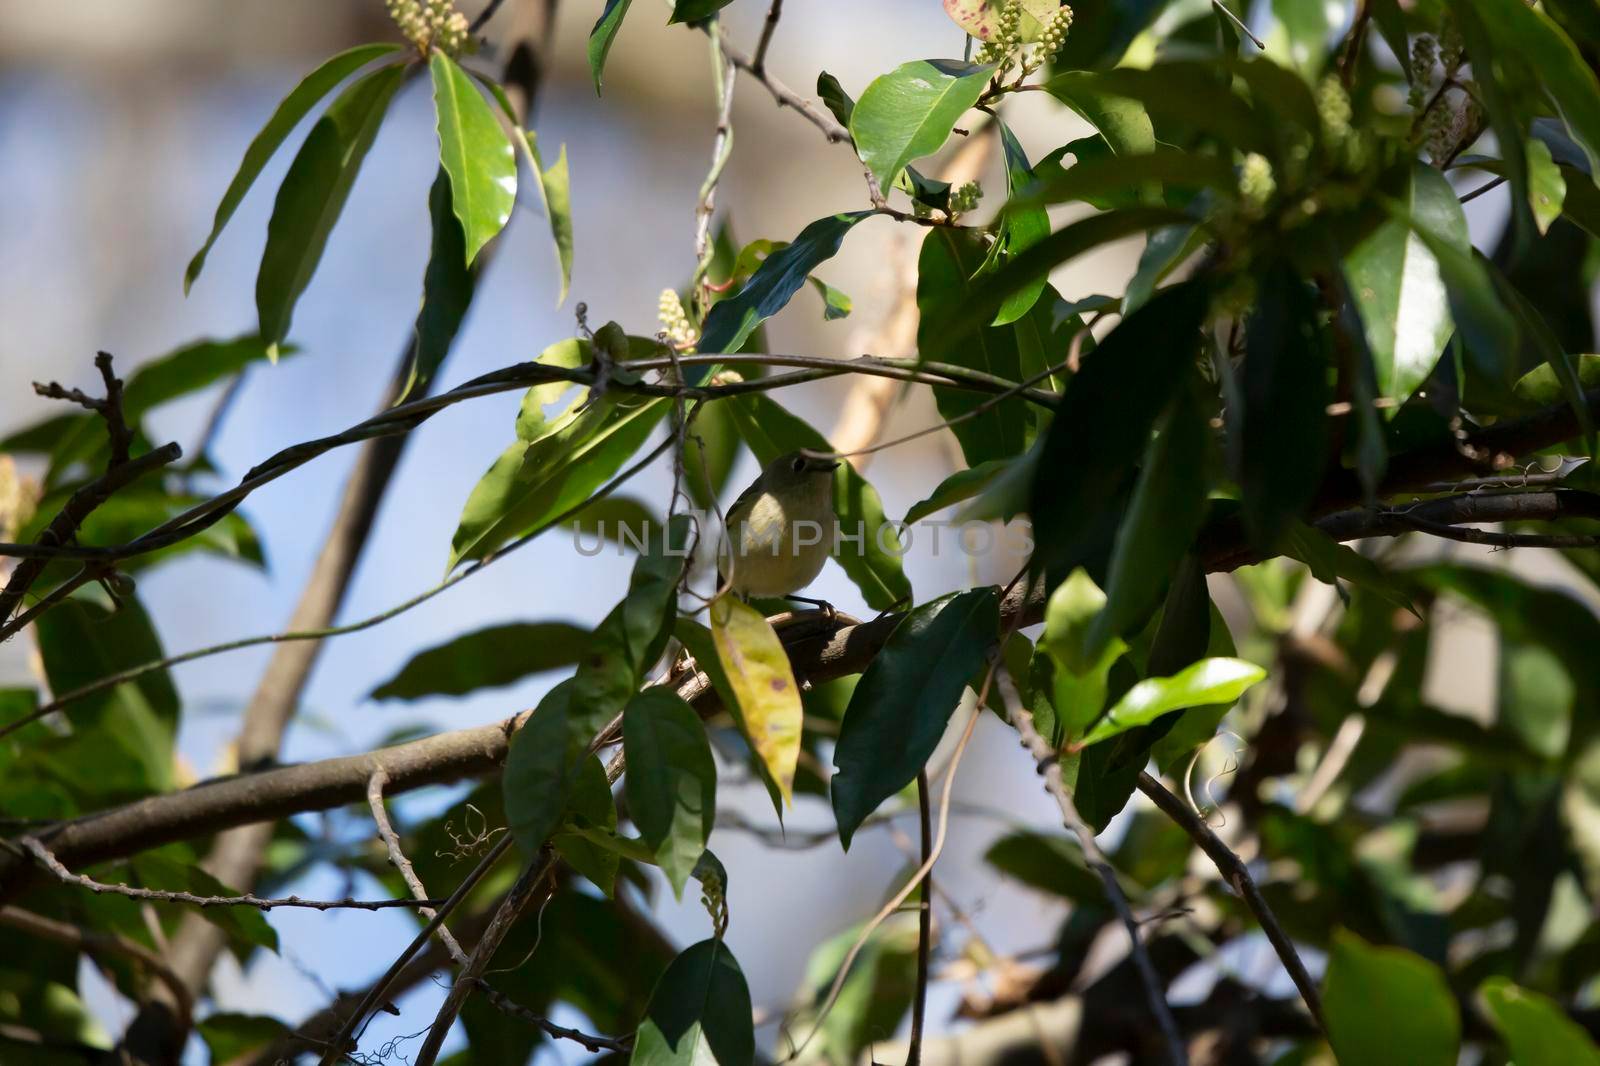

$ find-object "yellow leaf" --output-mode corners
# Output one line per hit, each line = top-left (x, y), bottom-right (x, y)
(709, 597), (802, 805)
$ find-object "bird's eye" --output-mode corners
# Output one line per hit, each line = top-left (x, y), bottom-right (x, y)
(791, 456), (806, 472)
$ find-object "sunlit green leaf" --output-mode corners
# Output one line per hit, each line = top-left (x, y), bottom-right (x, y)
(1079, 657), (1265, 747)
(1480, 977), (1600, 1065)
(850, 60), (992, 194)
(430, 52), (517, 267)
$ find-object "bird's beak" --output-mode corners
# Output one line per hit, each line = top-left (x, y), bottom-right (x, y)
(809, 457), (841, 472)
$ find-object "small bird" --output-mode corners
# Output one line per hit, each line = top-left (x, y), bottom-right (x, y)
(719, 449), (840, 601)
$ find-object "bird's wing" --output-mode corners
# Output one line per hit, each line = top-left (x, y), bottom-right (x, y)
(723, 478), (767, 532)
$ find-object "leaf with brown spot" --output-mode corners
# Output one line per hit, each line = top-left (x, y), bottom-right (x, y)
(708, 597), (803, 806)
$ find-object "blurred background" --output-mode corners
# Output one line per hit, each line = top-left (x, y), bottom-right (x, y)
(0, 0), (1582, 1060)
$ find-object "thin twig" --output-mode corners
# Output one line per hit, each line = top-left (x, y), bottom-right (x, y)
(997, 672), (1187, 1066)
(751, 0), (783, 73)
(907, 770), (933, 1066)
(19, 836), (445, 912)
(692, 17), (738, 299)
(1136, 771), (1325, 1030)
(716, 34), (848, 143)
(1211, 1), (1265, 49)
(1459, 175), (1507, 204)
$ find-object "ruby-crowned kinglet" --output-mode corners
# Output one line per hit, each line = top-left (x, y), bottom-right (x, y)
(719, 450), (840, 598)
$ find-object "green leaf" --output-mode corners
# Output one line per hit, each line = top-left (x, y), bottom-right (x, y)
(1498, 641), (1574, 761)
(1023, 146), (1236, 208)
(987, 122), (1050, 325)
(120, 336), (280, 418)
(903, 459), (1011, 524)
(1488, 258), (1595, 450)
(554, 753), (619, 896)
(849, 60), (993, 194)
(1279, 521), (1419, 617)
(624, 688), (716, 897)
(255, 63), (406, 352)
(184, 43), (401, 293)
(569, 518), (691, 735)
(1043, 72), (1157, 155)
(1513, 353), (1600, 405)
(808, 276), (852, 321)
(1089, 385), (1210, 653)
(198, 1014), (289, 1064)
(1067, 63), (1272, 157)
(1323, 930), (1460, 1066)
(1456, 0), (1600, 180)
(1346, 163), (1462, 409)
(430, 52), (517, 267)
(1079, 657), (1265, 747)
(632, 940), (753, 1066)
(448, 393), (667, 568)
(1267, 0), (1335, 80)
(35, 595), (178, 796)
(789, 915), (919, 1066)
(525, 131), (574, 304)
(1040, 571), (1125, 740)
(985, 830), (1108, 904)
(724, 392), (912, 610)
(832, 588), (1000, 848)
(1528, 137), (1570, 235)
(369, 622), (589, 701)
(817, 71), (854, 125)
(915, 228), (1027, 466)
(698, 212), (872, 356)
(708, 598), (802, 807)
(1238, 265), (1329, 548)
(130, 853), (279, 954)
(403, 169), (475, 401)
(1029, 281), (1210, 586)
(588, 0), (634, 94)
(1480, 977), (1600, 1065)
(502, 681), (581, 856)
(669, 0), (736, 23)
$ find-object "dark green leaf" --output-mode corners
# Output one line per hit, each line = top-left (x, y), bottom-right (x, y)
(1043, 72), (1157, 155)
(1029, 281), (1209, 586)
(631, 939), (754, 1066)
(1323, 930), (1460, 1066)
(430, 52), (516, 267)
(1279, 521), (1418, 617)
(916, 228), (1027, 466)
(403, 169), (475, 400)
(370, 622), (589, 701)
(624, 688), (716, 896)
(817, 71), (854, 125)
(987, 122), (1050, 325)
(1238, 266), (1329, 548)
(198, 1013), (289, 1064)
(724, 392), (912, 610)
(1022, 146), (1236, 208)
(131, 853), (279, 953)
(1513, 354), (1600, 406)
(35, 595), (178, 795)
(1089, 384), (1210, 653)
(698, 212), (872, 356)
(256, 64), (407, 352)
(588, 0), (634, 94)
(185, 43), (401, 293)
(832, 587), (1000, 848)
(1053, 0), (1166, 70)
(554, 754), (620, 896)
(850, 60), (992, 194)
(985, 830), (1108, 904)
(503, 681), (581, 856)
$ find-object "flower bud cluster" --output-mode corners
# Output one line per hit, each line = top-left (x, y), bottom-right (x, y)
(386, 0), (470, 55)
(658, 289), (698, 350)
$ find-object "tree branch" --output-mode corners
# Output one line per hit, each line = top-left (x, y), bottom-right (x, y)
(1136, 771), (1325, 1030)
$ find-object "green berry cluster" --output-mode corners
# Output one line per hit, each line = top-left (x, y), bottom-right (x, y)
(386, 0), (470, 55)
(950, 180), (983, 214)
(974, 2), (1075, 79)
(658, 289), (698, 350)
(973, 2), (1023, 72)
(1028, 5), (1074, 72)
